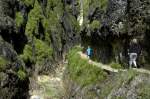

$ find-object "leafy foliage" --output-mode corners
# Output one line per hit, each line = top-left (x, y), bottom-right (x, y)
(17, 69), (26, 80)
(83, 0), (108, 18)
(20, 0), (34, 7)
(20, 44), (32, 63)
(0, 57), (8, 71)
(20, 38), (52, 65)
(15, 12), (24, 27)
(67, 46), (107, 86)
(89, 20), (101, 30)
(35, 39), (53, 65)
(25, 0), (43, 38)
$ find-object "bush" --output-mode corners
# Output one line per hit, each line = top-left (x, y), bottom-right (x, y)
(89, 20), (101, 30)
(20, 44), (33, 63)
(35, 39), (53, 65)
(0, 57), (8, 71)
(20, 0), (34, 7)
(17, 69), (26, 80)
(15, 12), (24, 27)
(67, 46), (107, 86)
(20, 39), (53, 65)
(25, 0), (43, 37)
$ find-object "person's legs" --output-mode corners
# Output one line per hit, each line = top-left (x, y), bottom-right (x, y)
(87, 55), (90, 59)
(132, 53), (137, 68)
(133, 60), (137, 68)
(129, 60), (133, 68)
(129, 53), (133, 68)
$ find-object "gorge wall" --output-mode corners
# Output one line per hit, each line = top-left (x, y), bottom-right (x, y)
(0, 0), (150, 99)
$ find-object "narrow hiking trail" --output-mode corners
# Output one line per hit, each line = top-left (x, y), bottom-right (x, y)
(28, 51), (150, 99)
(29, 64), (65, 99)
(78, 51), (150, 75)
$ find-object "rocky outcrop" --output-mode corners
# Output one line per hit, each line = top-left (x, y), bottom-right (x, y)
(0, 37), (29, 99)
(81, 0), (150, 66)
(0, 0), (80, 97)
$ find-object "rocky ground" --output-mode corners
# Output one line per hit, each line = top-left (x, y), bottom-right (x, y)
(29, 63), (65, 99)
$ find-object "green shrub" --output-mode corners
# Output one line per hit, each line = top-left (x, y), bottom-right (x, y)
(17, 69), (26, 80)
(20, 39), (53, 65)
(20, 44), (33, 63)
(35, 39), (53, 65)
(89, 20), (101, 30)
(25, 0), (43, 37)
(67, 46), (107, 86)
(15, 12), (24, 27)
(0, 57), (7, 71)
(20, 0), (34, 7)
(83, 0), (108, 18)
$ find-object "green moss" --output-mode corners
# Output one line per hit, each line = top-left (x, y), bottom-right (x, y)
(67, 46), (107, 86)
(0, 57), (8, 71)
(17, 69), (26, 80)
(89, 20), (101, 30)
(20, 0), (34, 7)
(15, 12), (24, 27)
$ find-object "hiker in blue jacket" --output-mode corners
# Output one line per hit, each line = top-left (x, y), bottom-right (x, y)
(86, 46), (93, 59)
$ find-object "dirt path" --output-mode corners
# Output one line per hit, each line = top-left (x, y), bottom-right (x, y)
(78, 51), (150, 74)
(29, 64), (65, 99)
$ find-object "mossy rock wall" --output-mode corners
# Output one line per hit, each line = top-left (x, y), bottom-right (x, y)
(13, 0), (81, 73)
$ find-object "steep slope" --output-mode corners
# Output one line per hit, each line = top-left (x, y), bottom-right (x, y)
(64, 46), (150, 99)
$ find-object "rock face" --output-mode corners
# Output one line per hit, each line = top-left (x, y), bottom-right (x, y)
(81, 0), (150, 66)
(0, 0), (150, 98)
(0, 0), (80, 98)
(0, 37), (29, 99)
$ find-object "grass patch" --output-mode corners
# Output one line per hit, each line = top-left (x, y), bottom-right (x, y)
(110, 62), (123, 69)
(137, 82), (150, 99)
(67, 46), (107, 87)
